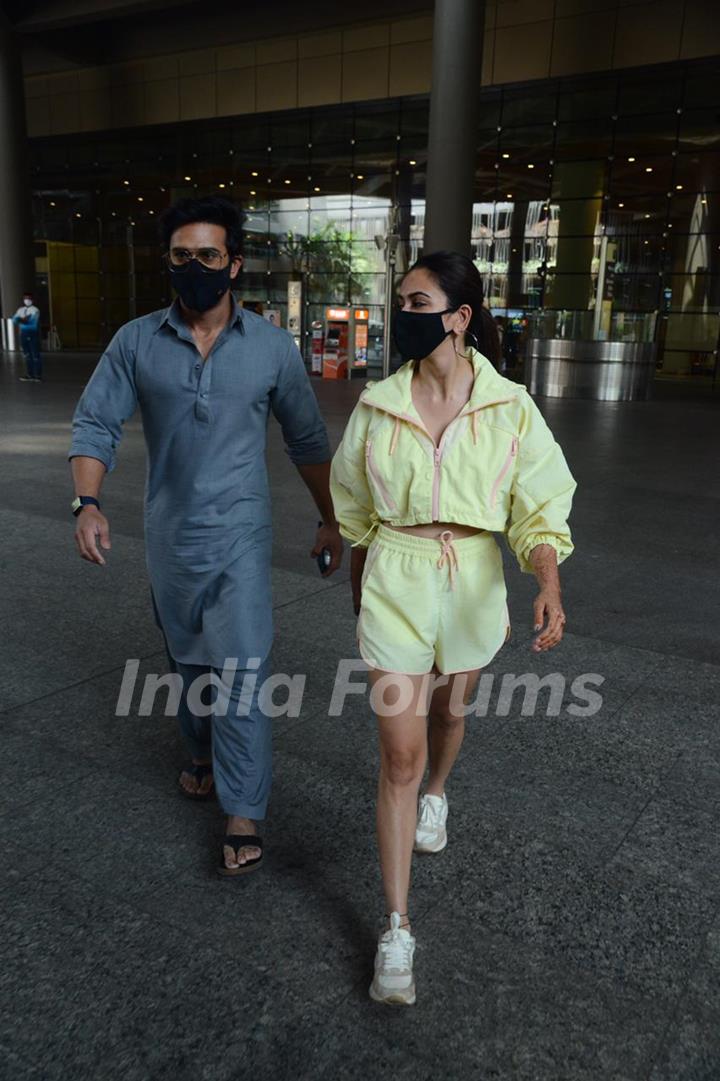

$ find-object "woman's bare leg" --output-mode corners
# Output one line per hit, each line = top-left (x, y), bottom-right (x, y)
(371, 669), (431, 929)
(425, 668), (481, 797)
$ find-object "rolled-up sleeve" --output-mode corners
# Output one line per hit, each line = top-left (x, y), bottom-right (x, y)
(68, 325), (138, 474)
(270, 339), (331, 465)
(506, 392), (577, 574)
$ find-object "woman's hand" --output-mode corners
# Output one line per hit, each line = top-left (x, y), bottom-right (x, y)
(531, 589), (566, 652)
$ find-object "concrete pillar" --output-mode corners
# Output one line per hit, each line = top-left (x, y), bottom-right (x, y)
(423, 0), (484, 257)
(0, 8), (35, 323)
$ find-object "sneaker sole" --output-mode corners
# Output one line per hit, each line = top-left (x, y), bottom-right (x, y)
(369, 982), (416, 1006)
(413, 831), (448, 854)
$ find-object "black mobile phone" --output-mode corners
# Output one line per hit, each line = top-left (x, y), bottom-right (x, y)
(316, 520), (331, 574)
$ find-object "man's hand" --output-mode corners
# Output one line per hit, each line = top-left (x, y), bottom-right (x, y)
(531, 588), (566, 652)
(310, 522), (343, 576)
(75, 508), (111, 566)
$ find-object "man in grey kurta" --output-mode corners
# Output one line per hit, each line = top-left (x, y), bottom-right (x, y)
(69, 196), (342, 873)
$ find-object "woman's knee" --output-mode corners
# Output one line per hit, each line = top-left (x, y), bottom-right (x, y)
(428, 706), (465, 732)
(380, 745), (425, 788)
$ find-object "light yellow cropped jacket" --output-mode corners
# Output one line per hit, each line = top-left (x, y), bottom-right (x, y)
(329, 349), (577, 573)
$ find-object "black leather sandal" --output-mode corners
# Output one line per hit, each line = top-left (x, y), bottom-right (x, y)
(217, 834), (264, 877)
(178, 762), (215, 801)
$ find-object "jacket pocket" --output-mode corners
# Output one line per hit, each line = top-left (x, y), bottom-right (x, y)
(490, 435), (518, 511)
(365, 439), (399, 514)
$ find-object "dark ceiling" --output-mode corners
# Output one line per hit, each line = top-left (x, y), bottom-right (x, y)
(1, 0), (434, 74)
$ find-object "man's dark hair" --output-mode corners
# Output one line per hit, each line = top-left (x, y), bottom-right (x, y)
(159, 196), (244, 257)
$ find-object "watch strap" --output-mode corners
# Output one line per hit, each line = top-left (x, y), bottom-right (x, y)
(72, 496), (101, 516)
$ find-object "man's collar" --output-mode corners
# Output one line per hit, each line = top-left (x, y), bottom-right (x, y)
(155, 293), (245, 336)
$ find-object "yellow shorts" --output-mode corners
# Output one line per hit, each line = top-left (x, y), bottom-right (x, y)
(357, 524), (510, 675)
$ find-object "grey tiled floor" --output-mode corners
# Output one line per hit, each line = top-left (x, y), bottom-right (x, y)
(1, 348), (719, 1080)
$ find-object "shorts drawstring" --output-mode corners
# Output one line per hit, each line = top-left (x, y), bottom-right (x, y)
(436, 530), (459, 589)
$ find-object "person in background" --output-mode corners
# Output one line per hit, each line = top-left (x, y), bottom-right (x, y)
(12, 292), (42, 382)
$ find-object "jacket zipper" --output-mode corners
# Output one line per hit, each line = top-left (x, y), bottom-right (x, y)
(490, 435), (518, 510)
(366, 396), (517, 523)
(365, 439), (399, 513)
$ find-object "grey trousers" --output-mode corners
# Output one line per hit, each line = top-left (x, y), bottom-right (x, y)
(172, 654), (273, 819)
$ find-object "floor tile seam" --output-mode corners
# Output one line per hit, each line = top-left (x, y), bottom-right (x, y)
(271, 574), (348, 613)
(0, 649), (171, 717)
(641, 909), (720, 1080)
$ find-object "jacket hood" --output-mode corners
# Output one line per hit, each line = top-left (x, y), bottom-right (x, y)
(360, 349), (518, 421)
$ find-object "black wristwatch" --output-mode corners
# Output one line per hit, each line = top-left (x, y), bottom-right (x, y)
(71, 496), (101, 517)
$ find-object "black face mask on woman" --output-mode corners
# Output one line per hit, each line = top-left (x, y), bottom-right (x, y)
(393, 307), (457, 363)
(169, 260), (232, 313)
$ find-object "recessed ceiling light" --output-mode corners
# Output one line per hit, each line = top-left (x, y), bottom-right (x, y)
(284, 179), (291, 185)
(356, 174), (364, 180)
(184, 176), (191, 181)
(50, 201), (56, 206)
(628, 157), (635, 162)
(314, 186), (320, 192)
(219, 183), (225, 189)
(527, 163), (534, 169)
(137, 196), (143, 202)
(250, 190), (256, 195)
(676, 184), (683, 190)
(644, 213), (650, 218)
(252, 171), (258, 177)
(506, 193), (512, 198)
(409, 160), (417, 165)
(123, 179), (130, 185)
(502, 153), (510, 159)
(618, 202), (624, 207)
(645, 166), (653, 173)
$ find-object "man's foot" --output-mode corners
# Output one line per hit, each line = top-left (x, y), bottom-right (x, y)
(369, 912), (416, 1005)
(179, 759), (214, 798)
(222, 816), (262, 869)
(414, 792), (448, 853)
(32, 377), (42, 382)
(19, 376), (34, 382)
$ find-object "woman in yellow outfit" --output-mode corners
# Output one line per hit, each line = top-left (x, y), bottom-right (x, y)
(329, 250), (577, 1006)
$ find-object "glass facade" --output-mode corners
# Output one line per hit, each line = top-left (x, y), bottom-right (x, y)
(28, 57), (720, 386)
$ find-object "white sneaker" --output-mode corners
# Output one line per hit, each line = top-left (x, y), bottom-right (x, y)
(414, 792), (448, 853)
(369, 912), (416, 1005)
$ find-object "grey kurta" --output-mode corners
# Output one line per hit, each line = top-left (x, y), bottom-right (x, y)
(69, 295), (331, 667)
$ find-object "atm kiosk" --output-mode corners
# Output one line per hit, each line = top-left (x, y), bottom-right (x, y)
(322, 307), (370, 380)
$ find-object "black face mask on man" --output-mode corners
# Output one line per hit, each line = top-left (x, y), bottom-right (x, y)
(392, 307), (457, 363)
(168, 260), (232, 313)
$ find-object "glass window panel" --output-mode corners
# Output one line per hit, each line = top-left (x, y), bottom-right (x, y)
(554, 121), (613, 161)
(664, 274), (720, 313)
(613, 115), (677, 158)
(501, 90), (556, 127)
(558, 80), (616, 121)
(307, 272), (349, 305)
(609, 156), (673, 196)
(682, 62), (720, 110)
(618, 74), (682, 115)
(498, 166), (552, 201)
(353, 104), (400, 143)
(674, 152), (720, 193)
(608, 272), (662, 310)
(678, 108), (720, 153)
(498, 125), (554, 163)
(551, 162), (608, 199)
(311, 107), (354, 144)
(477, 93), (502, 129)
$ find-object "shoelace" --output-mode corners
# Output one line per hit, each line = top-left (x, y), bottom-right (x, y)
(418, 796), (443, 828)
(380, 929), (413, 970)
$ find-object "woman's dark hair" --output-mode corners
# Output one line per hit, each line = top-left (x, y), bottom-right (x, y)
(159, 196), (244, 257)
(407, 249), (500, 367)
